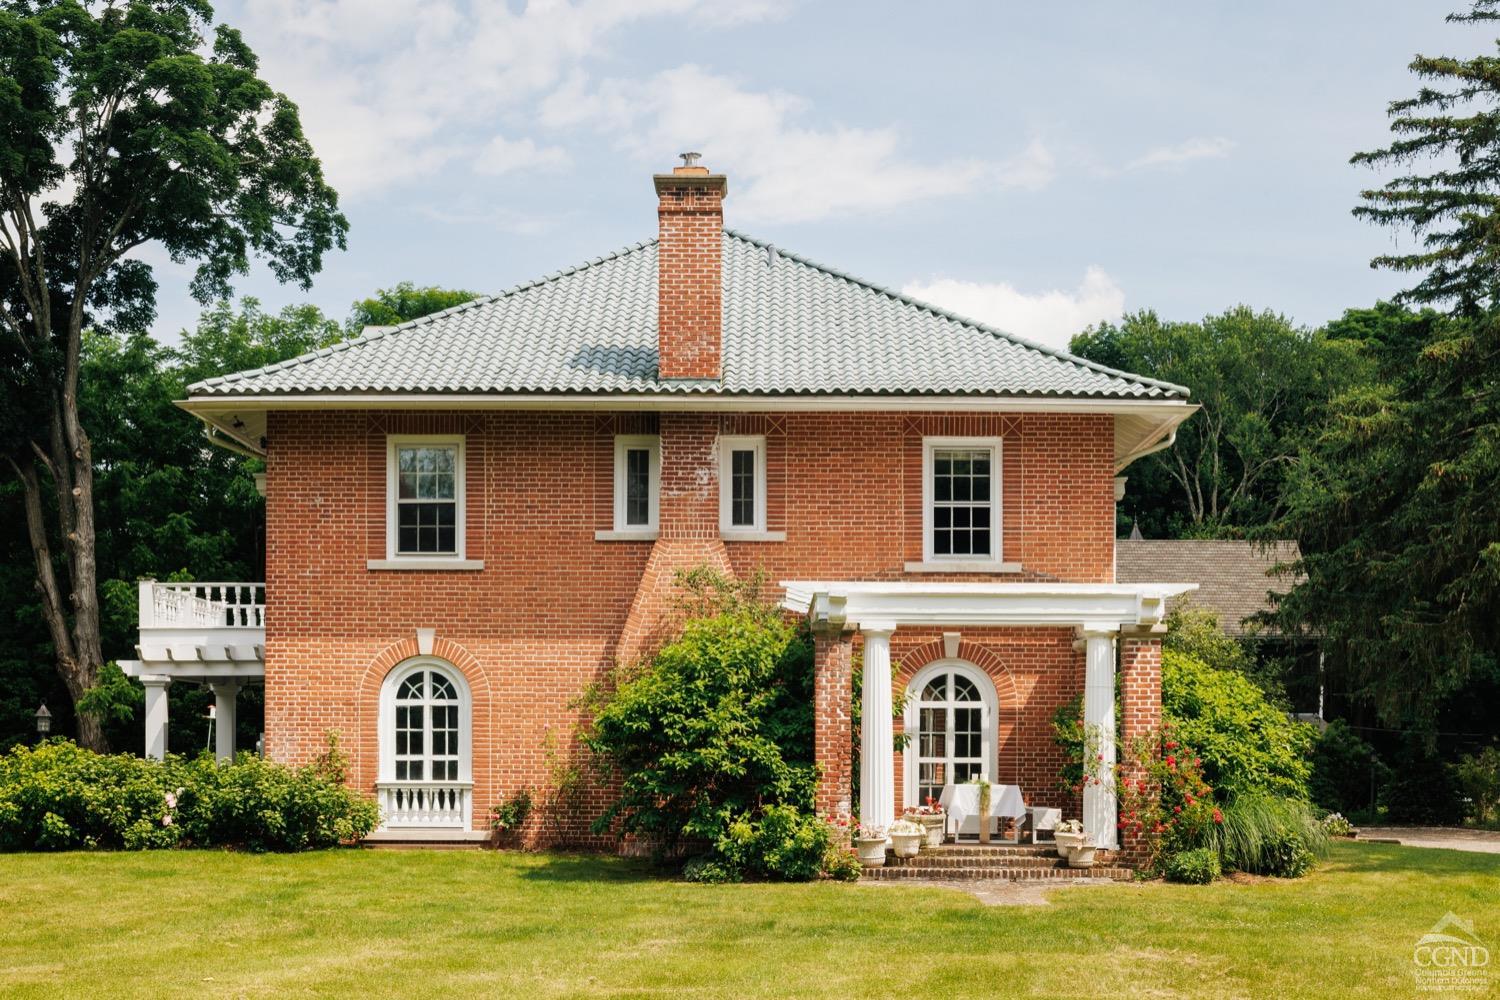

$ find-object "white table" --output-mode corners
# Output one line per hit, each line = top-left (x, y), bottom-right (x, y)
(939, 783), (1027, 840)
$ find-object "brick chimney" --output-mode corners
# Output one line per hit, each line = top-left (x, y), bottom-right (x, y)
(654, 153), (726, 381)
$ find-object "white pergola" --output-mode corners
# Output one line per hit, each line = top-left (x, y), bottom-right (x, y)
(781, 581), (1196, 849)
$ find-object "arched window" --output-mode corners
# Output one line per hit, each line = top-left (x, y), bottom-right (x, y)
(378, 659), (472, 786)
(393, 669), (460, 781)
(903, 661), (998, 808)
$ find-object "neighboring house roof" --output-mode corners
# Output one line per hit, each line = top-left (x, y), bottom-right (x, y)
(187, 231), (1189, 401)
(1115, 539), (1302, 636)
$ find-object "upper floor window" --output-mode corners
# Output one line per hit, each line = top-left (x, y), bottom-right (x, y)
(719, 435), (766, 534)
(613, 435), (660, 531)
(922, 437), (1002, 564)
(387, 436), (465, 560)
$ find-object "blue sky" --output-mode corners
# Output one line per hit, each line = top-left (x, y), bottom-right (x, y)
(145, 0), (1471, 351)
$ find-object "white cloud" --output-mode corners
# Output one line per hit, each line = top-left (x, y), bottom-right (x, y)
(541, 65), (1048, 224)
(1126, 136), (1234, 170)
(901, 267), (1125, 352)
(232, 0), (788, 198)
(474, 135), (572, 176)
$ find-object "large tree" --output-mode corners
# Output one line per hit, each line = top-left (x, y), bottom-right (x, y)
(1351, 0), (1500, 312)
(1070, 307), (1363, 538)
(1270, 2), (1500, 728)
(0, 1), (346, 748)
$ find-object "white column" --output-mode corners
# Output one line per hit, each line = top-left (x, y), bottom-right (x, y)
(1082, 631), (1118, 849)
(141, 675), (172, 761)
(859, 622), (897, 835)
(209, 681), (240, 761)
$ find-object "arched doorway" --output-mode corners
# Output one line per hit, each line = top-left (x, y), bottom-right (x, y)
(902, 659), (998, 810)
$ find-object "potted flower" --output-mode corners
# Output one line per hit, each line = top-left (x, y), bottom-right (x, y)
(1053, 818), (1087, 860)
(908, 798), (947, 848)
(1052, 819), (1097, 868)
(854, 824), (888, 867)
(888, 819), (925, 859)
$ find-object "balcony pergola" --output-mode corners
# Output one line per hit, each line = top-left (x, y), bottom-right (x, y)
(117, 581), (266, 760)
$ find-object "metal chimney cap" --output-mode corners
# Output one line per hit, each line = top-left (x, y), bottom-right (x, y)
(679, 151), (702, 167)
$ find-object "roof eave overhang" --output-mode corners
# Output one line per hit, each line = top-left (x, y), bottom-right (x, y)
(179, 393), (1195, 461)
(780, 581), (1200, 632)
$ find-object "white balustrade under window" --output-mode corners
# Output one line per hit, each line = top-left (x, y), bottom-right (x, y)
(376, 782), (472, 829)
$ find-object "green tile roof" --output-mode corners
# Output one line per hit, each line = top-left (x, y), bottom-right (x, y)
(188, 230), (1189, 400)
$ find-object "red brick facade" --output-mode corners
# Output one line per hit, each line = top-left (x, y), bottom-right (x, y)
(263, 406), (1123, 843)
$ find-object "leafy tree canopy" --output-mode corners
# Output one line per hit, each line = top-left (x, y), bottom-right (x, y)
(1070, 307), (1365, 538)
(347, 282), (479, 332)
(0, 0), (346, 748)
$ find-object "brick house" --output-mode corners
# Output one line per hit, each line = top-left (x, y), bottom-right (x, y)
(120, 160), (1197, 854)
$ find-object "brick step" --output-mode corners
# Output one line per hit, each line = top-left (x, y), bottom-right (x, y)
(862, 865), (1132, 882)
(898, 845), (1058, 859)
(886, 855), (1078, 871)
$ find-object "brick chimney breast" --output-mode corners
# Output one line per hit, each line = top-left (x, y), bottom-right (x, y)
(654, 155), (727, 381)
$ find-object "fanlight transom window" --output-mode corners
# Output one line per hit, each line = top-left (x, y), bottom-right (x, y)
(393, 669), (460, 781)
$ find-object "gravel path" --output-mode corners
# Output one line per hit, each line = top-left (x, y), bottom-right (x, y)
(1357, 826), (1500, 854)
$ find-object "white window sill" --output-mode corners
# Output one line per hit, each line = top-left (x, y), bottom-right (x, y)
(595, 529), (659, 542)
(367, 558), (485, 571)
(904, 560), (1024, 574)
(720, 529), (787, 542)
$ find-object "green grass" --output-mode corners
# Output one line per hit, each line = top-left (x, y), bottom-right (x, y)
(1, 842), (1494, 998)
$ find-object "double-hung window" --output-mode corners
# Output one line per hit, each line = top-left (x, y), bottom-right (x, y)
(922, 437), (1003, 566)
(387, 436), (466, 561)
(612, 435), (660, 533)
(719, 435), (767, 535)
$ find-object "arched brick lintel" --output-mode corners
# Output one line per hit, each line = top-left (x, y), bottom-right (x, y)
(351, 635), (492, 793)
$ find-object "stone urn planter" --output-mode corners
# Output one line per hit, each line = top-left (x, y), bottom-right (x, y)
(916, 813), (946, 848)
(854, 827), (888, 867)
(1066, 844), (1098, 869)
(888, 820), (924, 859)
(1053, 825), (1088, 861)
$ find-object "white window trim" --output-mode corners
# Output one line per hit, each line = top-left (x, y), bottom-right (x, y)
(373, 435), (478, 571)
(377, 658), (474, 785)
(913, 436), (1018, 573)
(609, 434), (660, 534)
(902, 659), (998, 812)
(719, 434), (768, 536)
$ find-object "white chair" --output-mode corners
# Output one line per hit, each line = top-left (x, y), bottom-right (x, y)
(1029, 806), (1062, 843)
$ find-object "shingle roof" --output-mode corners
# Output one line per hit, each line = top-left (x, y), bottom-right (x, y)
(1115, 540), (1302, 635)
(188, 230), (1190, 400)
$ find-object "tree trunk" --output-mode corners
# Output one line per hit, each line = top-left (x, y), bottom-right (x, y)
(10, 424), (110, 753)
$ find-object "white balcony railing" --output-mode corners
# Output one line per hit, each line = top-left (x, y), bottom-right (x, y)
(376, 782), (473, 829)
(140, 581), (265, 629)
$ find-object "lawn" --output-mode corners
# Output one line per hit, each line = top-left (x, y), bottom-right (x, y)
(1, 841), (1494, 999)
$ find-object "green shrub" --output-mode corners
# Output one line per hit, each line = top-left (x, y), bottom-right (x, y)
(0, 741), (180, 851)
(1309, 720), (1388, 815)
(1204, 792), (1328, 877)
(1321, 811), (1355, 837)
(175, 743), (378, 851)
(1161, 649), (1315, 800)
(1453, 746), (1500, 826)
(0, 739), (377, 853)
(1164, 847), (1221, 884)
(713, 804), (832, 882)
(682, 857), (739, 884)
(582, 569), (814, 849)
(821, 844), (864, 882)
